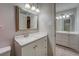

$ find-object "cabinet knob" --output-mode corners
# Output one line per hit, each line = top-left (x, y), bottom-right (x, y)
(33, 46), (36, 48)
(33, 45), (37, 48)
(35, 45), (37, 47)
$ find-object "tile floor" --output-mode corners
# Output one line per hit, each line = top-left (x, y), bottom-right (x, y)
(56, 45), (79, 56)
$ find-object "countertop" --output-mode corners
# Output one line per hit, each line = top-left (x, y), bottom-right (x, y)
(56, 31), (79, 34)
(15, 32), (48, 47)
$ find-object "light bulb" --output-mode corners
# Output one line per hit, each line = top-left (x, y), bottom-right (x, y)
(36, 8), (40, 12)
(59, 16), (62, 19)
(56, 17), (59, 20)
(31, 6), (36, 11)
(66, 14), (70, 18)
(63, 15), (65, 19)
(25, 4), (30, 9)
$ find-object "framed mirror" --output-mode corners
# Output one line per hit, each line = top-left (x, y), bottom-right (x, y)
(15, 6), (38, 32)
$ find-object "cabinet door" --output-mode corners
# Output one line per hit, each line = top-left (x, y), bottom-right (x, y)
(35, 37), (47, 56)
(35, 39), (43, 56)
(22, 43), (36, 56)
(41, 37), (47, 56)
(56, 33), (69, 42)
(69, 34), (79, 51)
(56, 33), (69, 47)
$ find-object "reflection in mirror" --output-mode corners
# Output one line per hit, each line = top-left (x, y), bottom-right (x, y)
(56, 8), (75, 32)
(15, 6), (38, 32)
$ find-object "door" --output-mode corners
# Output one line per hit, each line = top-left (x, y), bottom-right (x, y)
(27, 16), (30, 29)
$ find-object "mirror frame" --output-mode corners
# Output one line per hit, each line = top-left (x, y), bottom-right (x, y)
(15, 6), (19, 32)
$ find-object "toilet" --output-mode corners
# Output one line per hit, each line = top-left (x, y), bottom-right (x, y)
(0, 46), (11, 56)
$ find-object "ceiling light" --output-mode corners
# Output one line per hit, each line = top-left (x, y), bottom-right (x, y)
(25, 4), (30, 9)
(36, 8), (40, 12)
(31, 6), (36, 11)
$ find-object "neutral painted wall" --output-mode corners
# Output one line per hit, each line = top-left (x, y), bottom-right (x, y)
(38, 3), (55, 55)
(0, 4), (15, 48)
(0, 4), (15, 55)
(75, 6), (79, 32)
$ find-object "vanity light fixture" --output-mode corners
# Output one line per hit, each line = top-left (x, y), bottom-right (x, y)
(25, 3), (40, 13)
(36, 8), (40, 12)
(25, 4), (31, 9)
(31, 6), (36, 11)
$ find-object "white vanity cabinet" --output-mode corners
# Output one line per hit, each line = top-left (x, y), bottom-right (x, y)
(69, 33), (79, 52)
(22, 37), (47, 56)
(56, 31), (79, 52)
(15, 32), (47, 56)
(56, 32), (69, 47)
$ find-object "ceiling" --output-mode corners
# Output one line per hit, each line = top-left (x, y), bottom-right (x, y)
(56, 3), (79, 12)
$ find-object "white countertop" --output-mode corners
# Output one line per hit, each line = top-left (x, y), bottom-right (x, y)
(56, 31), (79, 34)
(15, 32), (47, 46)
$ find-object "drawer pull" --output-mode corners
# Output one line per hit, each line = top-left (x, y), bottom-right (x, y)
(33, 45), (37, 48)
(45, 47), (46, 48)
(35, 45), (37, 47)
(33, 46), (36, 48)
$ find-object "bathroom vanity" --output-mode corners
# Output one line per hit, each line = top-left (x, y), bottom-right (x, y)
(15, 32), (48, 56)
(14, 6), (48, 56)
(56, 31), (79, 52)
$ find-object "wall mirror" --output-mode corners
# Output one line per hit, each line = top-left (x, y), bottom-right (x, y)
(56, 8), (76, 32)
(15, 6), (38, 32)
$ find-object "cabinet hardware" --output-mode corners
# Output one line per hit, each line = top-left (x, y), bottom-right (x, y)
(35, 45), (37, 47)
(45, 40), (46, 41)
(33, 46), (36, 48)
(33, 45), (37, 48)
